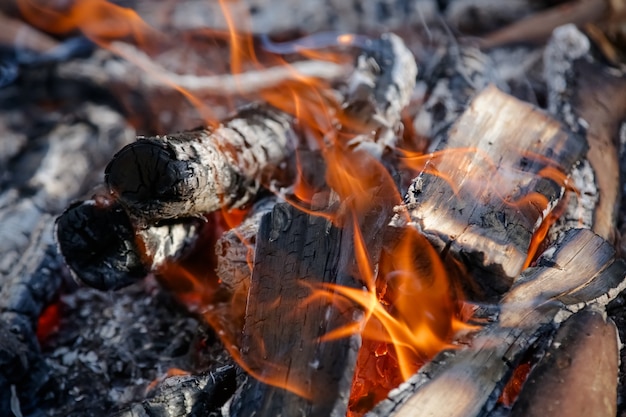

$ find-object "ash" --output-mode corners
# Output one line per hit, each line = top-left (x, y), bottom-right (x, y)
(39, 277), (228, 417)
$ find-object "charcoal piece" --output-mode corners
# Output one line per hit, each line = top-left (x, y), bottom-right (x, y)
(111, 364), (236, 417)
(105, 104), (297, 224)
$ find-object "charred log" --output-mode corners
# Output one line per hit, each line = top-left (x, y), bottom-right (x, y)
(105, 104), (297, 225)
(228, 202), (361, 417)
(544, 24), (626, 243)
(56, 198), (203, 290)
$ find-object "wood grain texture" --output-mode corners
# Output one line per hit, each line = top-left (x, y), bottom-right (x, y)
(399, 85), (587, 295)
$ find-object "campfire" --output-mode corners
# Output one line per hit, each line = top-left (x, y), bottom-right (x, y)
(2, 1), (626, 416)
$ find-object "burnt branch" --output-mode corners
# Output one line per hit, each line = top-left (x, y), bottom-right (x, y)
(109, 41), (351, 96)
(111, 364), (236, 417)
(56, 198), (203, 290)
(105, 104), (297, 224)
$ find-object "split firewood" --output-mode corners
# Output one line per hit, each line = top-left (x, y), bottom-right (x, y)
(228, 202), (362, 417)
(397, 85), (587, 296)
(509, 308), (618, 417)
(368, 228), (626, 417)
(0, 104), (134, 414)
(111, 364), (236, 417)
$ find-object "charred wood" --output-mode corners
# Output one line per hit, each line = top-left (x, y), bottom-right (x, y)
(56, 198), (203, 291)
(341, 32), (417, 151)
(105, 104), (297, 224)
(59, 42), (350, 99)
(214, 197), (276, 297)
(398, 85), (587, 295)
(228, 203), (361, 417)
(111, 364), (236, 417)
(412, 44), (504, 149)
(544, 24), (626, 243)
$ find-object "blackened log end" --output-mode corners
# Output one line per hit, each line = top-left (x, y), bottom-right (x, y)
(55, 200), (146, 290)
(105, 140), (193, 221)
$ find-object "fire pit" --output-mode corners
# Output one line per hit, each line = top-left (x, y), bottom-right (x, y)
(1, 1), (626, 417)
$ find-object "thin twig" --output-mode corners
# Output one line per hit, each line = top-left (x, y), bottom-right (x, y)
(109, 41), (352, 96)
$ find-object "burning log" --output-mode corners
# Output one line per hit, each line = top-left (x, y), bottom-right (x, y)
(227, 32), (417, 416)
(368, 26), (626, 417)
(368, 228), (626, 417)
(397, 85), (587, 295)
(56, 197), (204, 290)
(57, 31), (417, 293)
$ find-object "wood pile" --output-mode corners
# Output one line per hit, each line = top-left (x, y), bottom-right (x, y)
(1, 1), (626, 417)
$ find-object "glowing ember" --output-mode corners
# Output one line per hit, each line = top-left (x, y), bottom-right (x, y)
(499, 362), (532, 406)
(36, 301), (61, 343)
